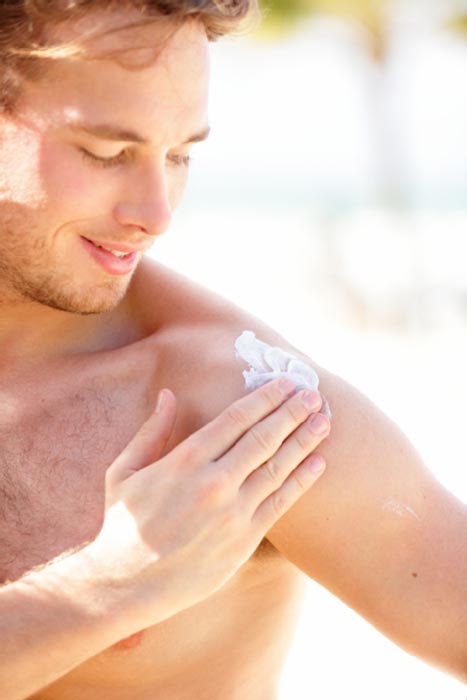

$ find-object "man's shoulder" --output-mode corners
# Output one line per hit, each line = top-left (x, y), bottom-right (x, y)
(135, 257), (248, 333)
(138, 257), (332, 423)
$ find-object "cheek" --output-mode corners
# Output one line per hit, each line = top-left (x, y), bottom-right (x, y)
(38, 142), (118, 222)
(39, 145), (96, 207)
(0, 129), (46, 207)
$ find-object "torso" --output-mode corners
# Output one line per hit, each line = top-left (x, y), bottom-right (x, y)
(1, 259), (306, 700)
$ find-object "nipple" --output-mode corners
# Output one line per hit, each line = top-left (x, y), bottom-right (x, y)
(110, 630), (145, 652)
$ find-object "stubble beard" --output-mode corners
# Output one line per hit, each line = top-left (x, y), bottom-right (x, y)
(0, 216), (132, 315)
(0, 267), (129, 315)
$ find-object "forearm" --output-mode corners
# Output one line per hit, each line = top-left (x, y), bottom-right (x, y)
(0, 545), (138, 700)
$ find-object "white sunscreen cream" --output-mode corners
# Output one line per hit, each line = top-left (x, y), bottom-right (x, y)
(234, 330), (331, 418)
(382, 497), (420, 521)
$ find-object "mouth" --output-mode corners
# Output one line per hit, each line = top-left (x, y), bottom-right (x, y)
(80, 236), (140, 276)
(81, 237), (142, 257)
(89, 244), (128, 259)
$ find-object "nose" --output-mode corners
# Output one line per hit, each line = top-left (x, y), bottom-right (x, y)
(113, 167), (172, 238)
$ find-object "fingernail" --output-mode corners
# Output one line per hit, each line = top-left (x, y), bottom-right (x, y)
(279, 378), (296, 394)
(300, 390), (321, 411)
(307, 455), (326, 474)
(308, 413), (329, 434)
(155, 390), (166, 414)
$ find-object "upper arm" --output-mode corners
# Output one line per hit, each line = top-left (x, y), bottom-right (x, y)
(207, 314), (467, 682)
(265, 351), (467, 682)
(152, 269), (467, 681)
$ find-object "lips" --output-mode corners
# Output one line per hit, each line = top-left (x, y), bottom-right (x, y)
(82, 237), (146, 254)
(79, 236), (140, 276)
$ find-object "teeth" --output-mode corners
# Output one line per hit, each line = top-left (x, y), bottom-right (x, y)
(95, 244), (128, 258)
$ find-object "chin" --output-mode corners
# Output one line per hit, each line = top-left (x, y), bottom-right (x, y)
(61, 292), (127, 315)
(10, 261), (133, 314)
(32, 282), (128, 316)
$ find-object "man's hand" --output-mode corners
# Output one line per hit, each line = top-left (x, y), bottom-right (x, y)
(89, 378), (330, 626)
(0, 379), (329, 700)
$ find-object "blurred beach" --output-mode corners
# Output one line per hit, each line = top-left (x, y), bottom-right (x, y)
(148, 3), (467, 696)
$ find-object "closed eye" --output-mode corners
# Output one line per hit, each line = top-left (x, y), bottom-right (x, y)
(167, 153), (192, 168)
(78, 147), (129, 168)
(78, 147), (192, 169)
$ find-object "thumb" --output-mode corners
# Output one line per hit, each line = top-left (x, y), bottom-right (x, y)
(107, 389), (177, 484)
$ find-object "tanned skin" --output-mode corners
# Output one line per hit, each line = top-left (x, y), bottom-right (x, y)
(0, 8), (465, 700)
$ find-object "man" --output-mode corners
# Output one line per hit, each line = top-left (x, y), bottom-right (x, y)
(0, 2), (465, 699)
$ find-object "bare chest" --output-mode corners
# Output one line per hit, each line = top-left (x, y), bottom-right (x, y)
(0, 366), (157, 582)
(0, 350), (285, 580)
(1, 351), (300, 700)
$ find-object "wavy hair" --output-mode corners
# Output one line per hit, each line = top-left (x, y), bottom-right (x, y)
(0, 0), (259, 110)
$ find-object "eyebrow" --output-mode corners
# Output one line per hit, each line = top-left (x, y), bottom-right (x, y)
(68, 121), (211, 145)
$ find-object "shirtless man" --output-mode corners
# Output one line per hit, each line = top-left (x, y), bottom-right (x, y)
(0, 2), (466, 699)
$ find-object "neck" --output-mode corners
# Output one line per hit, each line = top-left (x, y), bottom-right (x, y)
(0, 292), (140, 372)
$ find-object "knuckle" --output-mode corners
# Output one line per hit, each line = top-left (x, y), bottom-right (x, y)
(136, 421), (152, 442)
(250, 424), (276, 452)
(295, 430), (312, 451)
(272, 491), (287, 519)
(263, 383), (283, 410)
(293, 471), (307, 490)
(226, 405), (250, 431)
(180, 437), (202, 464)
(199, 472), (228, 507)
(263, 458), (282, 485)
(285, 402), (306, 424)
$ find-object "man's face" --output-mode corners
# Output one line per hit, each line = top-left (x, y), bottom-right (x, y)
(0, 13), (210, 314)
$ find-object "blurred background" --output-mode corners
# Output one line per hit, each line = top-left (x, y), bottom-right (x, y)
(148, 0), (467, 697)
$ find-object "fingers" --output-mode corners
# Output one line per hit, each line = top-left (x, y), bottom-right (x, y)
(240, 411), (330, 507)
(252, 452), (326, 531)
(177, 378), (300, 465)
(107, 389), (178, 484)
(216, 388), (323, 485)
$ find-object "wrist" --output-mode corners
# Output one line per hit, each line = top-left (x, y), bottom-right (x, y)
(16, 542), (138, 648)
(77, 538), (174, 634)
